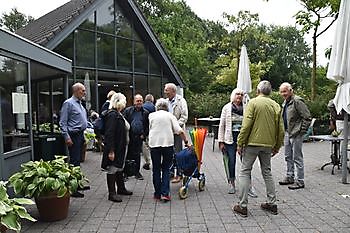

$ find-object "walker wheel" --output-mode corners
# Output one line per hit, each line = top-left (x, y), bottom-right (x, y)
(182, 176), (189, 186)
(198, 179), (205, 191)
(179, 186), (188, 199)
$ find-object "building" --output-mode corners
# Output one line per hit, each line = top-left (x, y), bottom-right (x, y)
(17, 0), (185, 112)
(0, 28), (71, 180)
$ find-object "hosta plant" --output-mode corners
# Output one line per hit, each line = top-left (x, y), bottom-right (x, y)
(9, 156), (88, 198)
(0, 181), (36, 232)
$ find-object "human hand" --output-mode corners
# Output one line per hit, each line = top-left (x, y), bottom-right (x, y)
(65, 138), (73, 147)
(219, 142), (225, 153)
(237, 146), (242, 155)
(271, 148), (279, 157)
(108, 151), (115, 161)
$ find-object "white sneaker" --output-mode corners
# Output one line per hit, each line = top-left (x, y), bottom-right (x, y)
(228, 184), (236, 194)
(248, 187), (258, 198)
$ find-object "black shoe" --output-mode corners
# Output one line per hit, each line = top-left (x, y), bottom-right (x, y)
(288, 182), (305, 190)
(261, 203), (278, 215)
(71, 191), (84, 198)
(232, 205), (247, 217)
(135, 173), (144, 180)
(77, 185), (90, 191)
(108, 193), (122, 202)
(143, 163), (150, 170)
(117, 189), (133, 195)
(278, 177), (294, 185)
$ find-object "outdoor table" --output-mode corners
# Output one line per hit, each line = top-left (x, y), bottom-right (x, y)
(196, 117), (220, 136)
(309, 135), (349, 175)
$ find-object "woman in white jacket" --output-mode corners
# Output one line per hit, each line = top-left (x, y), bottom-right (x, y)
(218, 88), (258, 197)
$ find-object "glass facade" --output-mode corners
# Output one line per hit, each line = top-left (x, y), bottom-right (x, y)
(0, 55), (30, 153)
(53, 0), (176, 112)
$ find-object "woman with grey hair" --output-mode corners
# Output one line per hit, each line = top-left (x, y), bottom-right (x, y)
(218, 88), (258, 197)
(101, 93), (133, 202)
(148, 98), (189, 202)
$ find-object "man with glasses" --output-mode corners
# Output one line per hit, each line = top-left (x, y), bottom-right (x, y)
(60, 82), (89, 198)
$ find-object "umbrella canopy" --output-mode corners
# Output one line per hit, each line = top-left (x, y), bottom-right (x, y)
(326, 0), (350, 183)
(189, 128), (207, 172)
(237, 44), (252, 105)
(84, 72), (91, 111)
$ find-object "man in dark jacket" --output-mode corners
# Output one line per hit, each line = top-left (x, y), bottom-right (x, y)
(142, 94), (155, 170)
(124, 94), (149, 180)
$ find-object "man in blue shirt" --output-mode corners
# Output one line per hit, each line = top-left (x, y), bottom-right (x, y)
(59, 82), (88, 198)
(142, 94), (155, 170)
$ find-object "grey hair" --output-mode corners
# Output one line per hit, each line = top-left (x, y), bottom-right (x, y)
(257, 80), (272, 95)
(155, 98), (169, 111)
(145, 94), (154, 102)
(230, 88), (244, 102)
(164, 83), (177, 92)
(107, 90), (116, 100)
(109, 92), (127, 110)
(279, 82), (293, 92)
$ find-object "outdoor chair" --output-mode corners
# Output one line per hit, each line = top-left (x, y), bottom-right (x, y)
(303, 118), (316, 142)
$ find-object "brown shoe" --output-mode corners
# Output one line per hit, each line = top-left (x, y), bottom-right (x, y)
(278, 177), (294, 185)
(232, 205), (248, 217)
(171, 176), (182, 183)
(260, 203), (278, 215)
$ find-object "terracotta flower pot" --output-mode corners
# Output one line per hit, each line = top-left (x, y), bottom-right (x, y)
(35, 192), (70, 222)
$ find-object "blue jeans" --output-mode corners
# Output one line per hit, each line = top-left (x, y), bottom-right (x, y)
(150, 146), (174, 197)
(224, 131), (239, 182)
(68, 131), (84, 167)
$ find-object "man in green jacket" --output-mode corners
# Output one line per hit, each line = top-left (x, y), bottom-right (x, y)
(233, 80), (284, 217)
(278, 82), (311, 190)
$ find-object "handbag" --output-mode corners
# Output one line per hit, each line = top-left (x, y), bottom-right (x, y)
(124, 160), (136, 177)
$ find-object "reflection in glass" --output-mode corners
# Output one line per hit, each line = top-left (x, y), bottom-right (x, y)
(0, 55), (30, 152)
(80, 13), (95, 30)
(134, 74), (147, 97)
(117, 38), (132, 71)
(97, 33), (114, 69)
(115, 3), (131, 38)
(149, 75), (162, 99)
(96, 0), (114, 34)
(149, 55), (161, 75)
(76, 69), (96, 112)
(76, 29), (95, 67)
(53, 33), (73, 60)
(134, 42), (148, 73)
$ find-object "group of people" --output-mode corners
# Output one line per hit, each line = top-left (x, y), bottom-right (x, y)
(218, 81), (311, 217)
(59, 82), (189, 202)
(59, 80), (312, 215)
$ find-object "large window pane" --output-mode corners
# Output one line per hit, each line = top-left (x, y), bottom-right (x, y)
(149, 75), (162, 99)
(115, 4), (131, 38)
(76, 29), (95, 67)
(96, 0), (114, 34)
(76, 69), (97, 113)
(134, 74), (147, 97)
(149, 54), (161, 75)
(97, 33), (114, 69)
(117, 38), (132, 71)
(134, 42), (148, 73)
(0, 55), (30, 153)
(53, 33), (73, 60)
(80, 13), (95, 31)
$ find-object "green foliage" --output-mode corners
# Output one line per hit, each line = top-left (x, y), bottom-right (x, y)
(187, 92), (228, 122)
(0, 8), (34, 32)
(32, 123), (60, 133)
(84, 131), (96, 144)
(9, 156), (88, 199)
(0, 181), (36, 232)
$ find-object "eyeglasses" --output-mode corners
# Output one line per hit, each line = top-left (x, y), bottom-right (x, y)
(236, 93), (244, 96)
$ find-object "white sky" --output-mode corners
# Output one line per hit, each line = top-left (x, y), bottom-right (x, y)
(1, 0), (336, 65)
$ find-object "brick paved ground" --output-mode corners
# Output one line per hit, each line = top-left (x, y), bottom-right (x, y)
(21, 136), (350, 232)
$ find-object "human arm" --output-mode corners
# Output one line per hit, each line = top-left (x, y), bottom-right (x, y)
(218, 104), (228, 152)
(237, 101), (254, 149)
(295, 98), (312, 134)
(178, 98), (188, 128)
(59, 101), (73, 146)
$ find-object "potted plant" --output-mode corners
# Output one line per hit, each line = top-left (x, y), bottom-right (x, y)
(8, 156), (88, 222)
(0, 181), (36, 232)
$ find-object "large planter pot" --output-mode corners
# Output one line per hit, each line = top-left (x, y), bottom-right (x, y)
(0, 224), (7, 233)
(35, 192), (70, 222)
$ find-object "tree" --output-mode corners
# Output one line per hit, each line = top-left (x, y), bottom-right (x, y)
(295, 0), (340, 100)
(0, 8), (34, 32)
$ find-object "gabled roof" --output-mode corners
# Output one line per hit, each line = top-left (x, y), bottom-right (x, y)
(16, 0), (184, 87)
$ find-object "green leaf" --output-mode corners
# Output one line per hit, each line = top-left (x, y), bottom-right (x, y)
(15, 207), (36, 222)
(12, 198), (35, 205)
(57, 186), (67, 198)
(1, 212), (21, 232)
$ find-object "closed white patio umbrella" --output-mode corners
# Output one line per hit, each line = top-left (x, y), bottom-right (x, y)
(237, 45), (252, 106)
(326, 0), (350, 183)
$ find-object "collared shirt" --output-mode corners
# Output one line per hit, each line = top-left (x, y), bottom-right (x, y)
(168, 97), (175, 114)
(59, 96), (88, 140)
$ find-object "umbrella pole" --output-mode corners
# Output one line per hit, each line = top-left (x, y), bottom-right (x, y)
(341, 112), (348, 184)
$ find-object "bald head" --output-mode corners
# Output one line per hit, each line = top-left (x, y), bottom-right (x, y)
(72, 83), (86, 100)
